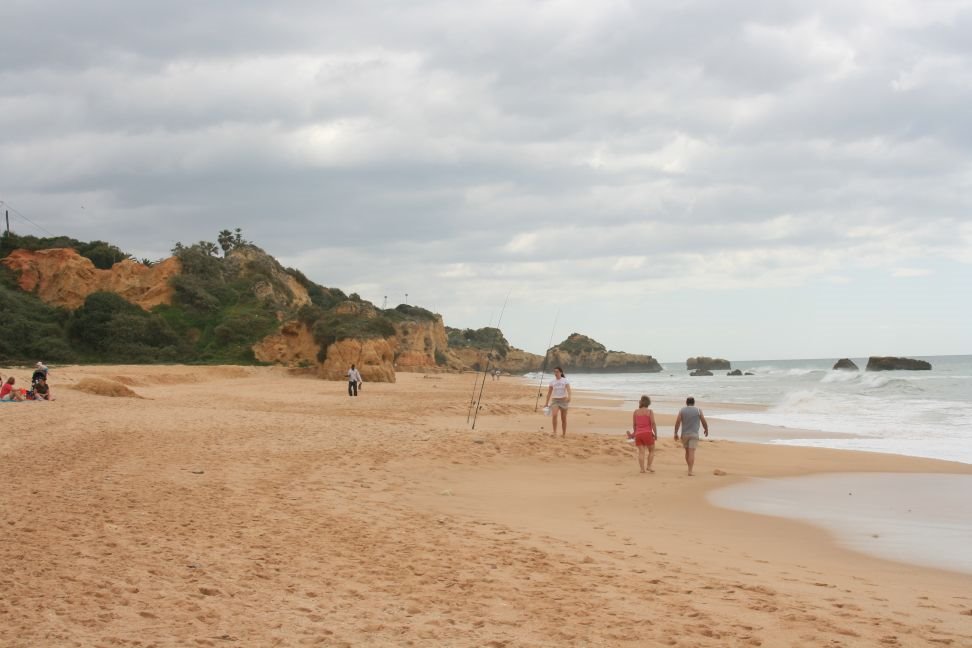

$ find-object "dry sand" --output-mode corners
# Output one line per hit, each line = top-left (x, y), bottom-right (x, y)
(1, 365), (970, 647)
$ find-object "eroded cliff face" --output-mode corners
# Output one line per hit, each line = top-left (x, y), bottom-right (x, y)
(1, 248), (180, 310)
(450, 347), (543, 374)
(546, 334), (663, 373)
(252, 320), (319, 367)
(251, 315), (457, 382)
(224, 247), (310, 311)
(394, 316), (456, 372)
(322, 338), (396, 382)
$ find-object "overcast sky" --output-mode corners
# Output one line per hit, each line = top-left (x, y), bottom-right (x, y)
(2, 1), (970, 361)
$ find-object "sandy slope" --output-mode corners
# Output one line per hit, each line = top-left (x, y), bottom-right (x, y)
(1, 366), (969, 647)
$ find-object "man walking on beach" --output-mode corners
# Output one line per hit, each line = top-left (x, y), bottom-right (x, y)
(674, 396), (709, 476)
(347, 364), (363, 397)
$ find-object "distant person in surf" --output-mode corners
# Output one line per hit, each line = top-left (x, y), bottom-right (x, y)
(543, 367), (571, 437)
(347, 364), (363, 397)
(674, 396), (709, 476)
(627, 395), (658, 473)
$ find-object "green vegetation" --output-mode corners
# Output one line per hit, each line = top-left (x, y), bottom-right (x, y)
(0, 228), (454, 367)
(1, 232), (130, 269)
(67, 292), (188, 362)
(384, 304), (438, 322)
(310, 308), (397, 362)
(446, 326), (510, 358)
(555, 333), (606, 355)
(163, 240), (290, 363)
(0, 267), (76, 363)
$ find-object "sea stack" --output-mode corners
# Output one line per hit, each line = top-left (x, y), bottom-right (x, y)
(865, 357), (932, 371)
(833, 358), (859, 371)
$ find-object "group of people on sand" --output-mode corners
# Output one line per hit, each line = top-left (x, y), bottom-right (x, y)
(0, 362), (54, 402)
(627, 395), (709, 476)
(543, 367), (709, 476)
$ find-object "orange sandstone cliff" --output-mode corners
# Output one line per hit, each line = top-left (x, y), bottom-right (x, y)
(1, 248), (180, 310)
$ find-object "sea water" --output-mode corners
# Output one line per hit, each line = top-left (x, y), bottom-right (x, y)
(527, 355), (972, 465)
(707, 473), (972, 575)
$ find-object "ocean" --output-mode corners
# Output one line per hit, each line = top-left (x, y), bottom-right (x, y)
(527, 355), (972, 465)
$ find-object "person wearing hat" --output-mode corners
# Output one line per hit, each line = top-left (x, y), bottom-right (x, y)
(32, 362), (49, 387)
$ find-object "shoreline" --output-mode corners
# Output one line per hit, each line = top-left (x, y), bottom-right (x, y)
(2, 365), (971, 646)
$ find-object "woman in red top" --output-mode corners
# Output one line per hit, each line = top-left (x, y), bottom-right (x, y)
(0, 376), (25, 401)
(628, 395), (658, 473)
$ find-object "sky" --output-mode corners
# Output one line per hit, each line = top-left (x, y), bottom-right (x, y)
(2, 0), (970, 361)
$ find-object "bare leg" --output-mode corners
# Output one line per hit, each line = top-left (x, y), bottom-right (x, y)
(551, 410), (559, 436)
(647, 445), (655, 472)
(560, 409), (567, 437)
(637, 446), (645, 473)
(686, 447), (696, 476)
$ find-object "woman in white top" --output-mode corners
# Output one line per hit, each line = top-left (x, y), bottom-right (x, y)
(544, 366), (572, 437)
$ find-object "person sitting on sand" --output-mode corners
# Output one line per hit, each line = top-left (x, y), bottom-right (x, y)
(544, 367), (571, 437)
(674, 396), (709, 476)
(31, 375), (52, 401)
(32, 362), (48, 386)
(627, 395), (658, 473)
(0, 376), (26, 401)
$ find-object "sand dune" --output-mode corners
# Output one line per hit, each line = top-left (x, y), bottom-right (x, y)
(1, 365), (969, 647)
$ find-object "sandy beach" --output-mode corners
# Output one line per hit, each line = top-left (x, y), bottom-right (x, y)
(1, 365), (970, 647)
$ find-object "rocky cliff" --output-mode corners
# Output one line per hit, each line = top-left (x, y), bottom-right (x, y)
(865, 356), (932, 371)
(833, 358), (859, 371)
(687, 356), (731, 371)
(222, 246), (310, 312)
(1, 248), (180, 310)
(449, 347), (544, 374)
(546, 333), (662, 373)
(253, 310), (462, 382)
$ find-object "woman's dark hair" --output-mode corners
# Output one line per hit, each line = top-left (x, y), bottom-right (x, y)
(554, 366), (565, 377)
(639, 395), (650, 408)
(5, 377), (14, 385)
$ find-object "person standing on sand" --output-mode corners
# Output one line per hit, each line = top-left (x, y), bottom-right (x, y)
(347, 364), (363, 397)
(544, 367), (571, 437)
(627, 395), (658, 473)
(674, 396), (709, 476)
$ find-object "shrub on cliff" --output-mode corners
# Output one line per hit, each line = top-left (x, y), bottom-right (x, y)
(311, 312), (397, 361)
(446, 326), (510, 358)
(385, 304), (438, 322)
(554, 333), (606, 355)
(0, 274), (76, 363)
(67, 292), (188, 362)
(1, 232), (130, 270)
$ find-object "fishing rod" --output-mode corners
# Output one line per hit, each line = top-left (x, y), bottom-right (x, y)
(471, 290), (511, 430)
(534, 309), (559, 411)
(466, 308), (498, 424)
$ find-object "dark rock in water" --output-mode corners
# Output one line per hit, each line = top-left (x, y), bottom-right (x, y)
(727, 369), (743, 376)
(865, 356), (932, 371)
(690, 369), (713, 376)
(833, 358), (859, 371)
(687, 356), (731, 370)
(744, 372), (755, 375)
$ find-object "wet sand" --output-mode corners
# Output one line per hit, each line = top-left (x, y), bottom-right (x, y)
(1, 365), (970, 647)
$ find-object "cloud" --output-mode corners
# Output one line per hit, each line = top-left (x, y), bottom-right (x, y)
(2, 0), (971, 357)
(892, 268), (933, 277)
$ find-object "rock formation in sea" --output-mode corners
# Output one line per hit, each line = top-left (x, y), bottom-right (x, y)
(727, 369), (743, 376)
(865, 356), (932, 371)
(690, 369), (713, 376)
(687, 356), (731, 370)
(833, 358), (859, 371)
(545, 333), (663, 373)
